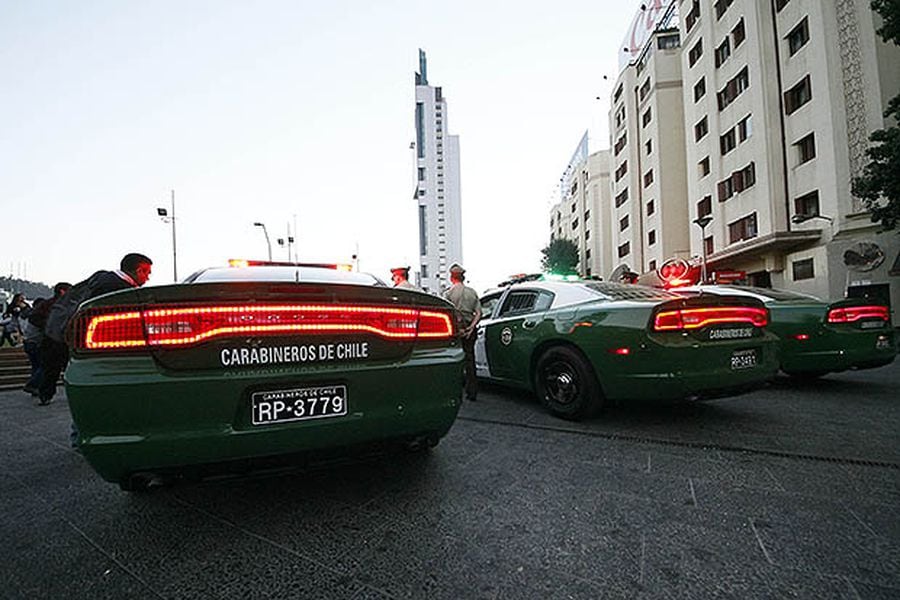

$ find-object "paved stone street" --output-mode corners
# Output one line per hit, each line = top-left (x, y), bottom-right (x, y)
(2, 362), (899, 599)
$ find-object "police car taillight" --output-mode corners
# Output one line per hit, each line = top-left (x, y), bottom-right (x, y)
(75, 304), (455, 351)
(826, 305), (889, 324)
(653, 306), (768, 331)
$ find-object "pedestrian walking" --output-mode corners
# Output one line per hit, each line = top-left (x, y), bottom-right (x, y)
(444, 263), (481, 401)
(38, 253), (152, 406)
(22, 282), (71, 395)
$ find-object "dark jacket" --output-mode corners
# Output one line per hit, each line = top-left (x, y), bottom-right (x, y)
(45, 271), (136, 343)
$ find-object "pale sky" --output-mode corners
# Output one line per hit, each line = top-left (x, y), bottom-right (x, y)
(2, 0), (640, 295)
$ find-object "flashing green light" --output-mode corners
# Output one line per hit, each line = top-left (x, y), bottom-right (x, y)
(543, 272), (581, 282)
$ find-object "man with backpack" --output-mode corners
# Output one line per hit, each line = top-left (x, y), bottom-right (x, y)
(38, 253), (152, 405)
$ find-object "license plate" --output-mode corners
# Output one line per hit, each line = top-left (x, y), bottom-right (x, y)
(730, 349), (758, 370)
(860, 320), (885, 329)
(251, 385), (348, 426)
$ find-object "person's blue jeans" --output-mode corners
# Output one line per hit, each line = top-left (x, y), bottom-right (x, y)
(23, 340), (42, 389)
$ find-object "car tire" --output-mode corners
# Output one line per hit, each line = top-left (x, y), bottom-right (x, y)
(534, 346), (603, 421)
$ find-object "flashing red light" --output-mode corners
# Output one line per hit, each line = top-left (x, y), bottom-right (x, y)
(227, 259), (354, 271)
(79, 304), (455, 350)
(793, 333), (811, 341)
(664, 277), (694, 289)
(826, 305), (889, 324)
(653, 306), (768, 331)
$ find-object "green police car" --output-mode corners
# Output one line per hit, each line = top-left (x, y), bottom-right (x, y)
(65, 262), (463, 490)
(474, 280), (779, 420)
(675, 285), (896, 378)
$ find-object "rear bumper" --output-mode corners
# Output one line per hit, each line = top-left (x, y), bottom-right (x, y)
(66, 351), (463, 483)
(780, 330), (896, 374)
(597, 336), (779, 401)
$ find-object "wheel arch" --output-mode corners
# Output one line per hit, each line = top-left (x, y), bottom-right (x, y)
(529, 339), (605, 398)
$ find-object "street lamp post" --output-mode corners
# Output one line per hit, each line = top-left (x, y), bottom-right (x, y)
(693, 215), (713, 284)
(156, 189), (178, 282)
(253, 222), (272, 261)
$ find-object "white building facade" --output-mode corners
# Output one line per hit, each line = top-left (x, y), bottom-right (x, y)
(554, 1), (900, 322)
(414, 50), (463, 294)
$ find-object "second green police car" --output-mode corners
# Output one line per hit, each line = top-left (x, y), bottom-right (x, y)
(475, 280), (779, 420)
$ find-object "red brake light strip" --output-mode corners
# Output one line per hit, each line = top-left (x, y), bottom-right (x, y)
(654, 306), (768, 331)
(826, 305), (889, 324)
(83, 304), (454, 349)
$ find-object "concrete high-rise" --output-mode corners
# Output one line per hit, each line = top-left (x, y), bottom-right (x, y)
(414, 49), (462, 294)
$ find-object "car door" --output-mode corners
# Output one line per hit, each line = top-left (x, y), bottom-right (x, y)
(484, 289), (553, 383)
(474, 291), (503, 379)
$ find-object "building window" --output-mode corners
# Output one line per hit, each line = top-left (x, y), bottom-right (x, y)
(646, 199), (655, 216)
(728, 212), (758, 243)
(584, 209), (590, 220)
(717, 163), (755, 201)
(694, 116), (709, 141)
(585, 229), (590, 240)
(615, 105), (626, 129)
(649, 259), (657, 271)
(689, 39), (703, 67)
(572, 218), (579, 229)
(614, 133), (627, 155)
(717, 67), (750, 111)
(792, 258), (814, 280)
(648, 230), (656, 246)
(418, 189), (426, 197)
(642, 107), (652, 127)
(732, 18), (746, 47)
(787, 18), (810, 55)
(658, 34), (680, 50)
(685, 1), (700, 32)
(720, 128), (737, 155)
(615, 161), (628, 182)
(737, 114), (752, 141)
(714, 0), (734, 20)
(699, 156), (711, 177)
(704, 236), (714, 256)
(646, 139), (653, 155)
(615, 188), (629, 207)
(618, 242), (631, 258)
(639, 78), (651, 101)
(795, 132), (816, 164)
(776, 0), (790, 11)
(794, 190), (820, 217)
(620, 215), (629, 231)
(418, 167), (425, 181)
(418, 206), (427, 255)
(614, 84), (623, 103)
(694, 77), (706, 102)
(715, 38), (731, 68)
(697, 195), (712, 217)
(644, 169), (654, 187)
(586, 248), (592, 259)
(784, 75), (812, 114)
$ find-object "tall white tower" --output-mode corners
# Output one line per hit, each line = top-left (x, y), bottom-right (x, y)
(414, 49), (462, 294)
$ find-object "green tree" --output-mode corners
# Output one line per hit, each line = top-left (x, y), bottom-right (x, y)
(540, 238), (579, 274)
(851, 1), (900, 229)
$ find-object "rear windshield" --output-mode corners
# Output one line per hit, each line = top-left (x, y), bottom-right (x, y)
(189, 266), (385, 286)
(584, 282), (677, 301)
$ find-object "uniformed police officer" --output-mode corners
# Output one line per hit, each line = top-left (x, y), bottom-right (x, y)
(444, 263), (481, 400)
(390, 266), (417, 290)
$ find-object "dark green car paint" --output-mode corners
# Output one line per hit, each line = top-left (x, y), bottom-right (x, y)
(65, 269), (463, 486)
(476, 283), (779, 413)
(678, 286), (897, 377)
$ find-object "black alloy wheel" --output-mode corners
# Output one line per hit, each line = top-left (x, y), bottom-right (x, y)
(534, 346), (603, 421)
